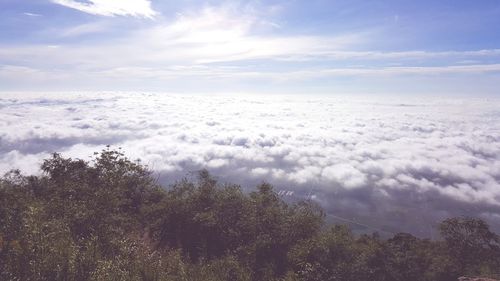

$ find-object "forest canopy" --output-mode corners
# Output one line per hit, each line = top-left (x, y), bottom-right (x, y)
(1, 149), (499, 281)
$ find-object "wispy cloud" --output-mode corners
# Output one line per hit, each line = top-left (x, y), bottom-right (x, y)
(268, 64), (500, 80)
(51, 0), (157, 18)
(23, 12), (42, 17)
(0, 6), (364, 76)
(1, 4), (500, 93)
(59, 22), (108, 37)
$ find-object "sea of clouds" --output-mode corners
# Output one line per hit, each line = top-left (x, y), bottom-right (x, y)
(1, 92), (499, 236)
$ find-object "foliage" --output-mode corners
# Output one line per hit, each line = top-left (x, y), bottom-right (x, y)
(0, 149), (499, 280)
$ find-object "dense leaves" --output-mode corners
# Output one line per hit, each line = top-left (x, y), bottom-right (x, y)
(0, 150), (499, 281)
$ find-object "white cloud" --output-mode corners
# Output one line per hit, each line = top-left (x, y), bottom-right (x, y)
(2, 4), (500, 93)
(1, 92), (500, 235)
(51, 0), (157, 18)
(322, 164), (367, 189)
(23, 12), (42, 17)
(0, 5), (362, 79)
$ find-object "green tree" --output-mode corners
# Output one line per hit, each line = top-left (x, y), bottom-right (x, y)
(2, 149), (500, 281)
(439, 217), (500, 277)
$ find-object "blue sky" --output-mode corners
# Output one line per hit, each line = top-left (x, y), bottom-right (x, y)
(1, 0), (500, 95)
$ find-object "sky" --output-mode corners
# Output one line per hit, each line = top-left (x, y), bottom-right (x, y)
(0, 1), (500, 236)
(1, 0), (500, 95)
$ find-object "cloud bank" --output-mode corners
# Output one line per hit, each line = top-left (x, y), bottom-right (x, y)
(0, 92), (499, 236)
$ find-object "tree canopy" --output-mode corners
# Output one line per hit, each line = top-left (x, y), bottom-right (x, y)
(1, 149), (499, 281)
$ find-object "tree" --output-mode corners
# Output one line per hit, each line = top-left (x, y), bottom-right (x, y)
(2, 150), (500, 281)
(439, 217), (500, 277)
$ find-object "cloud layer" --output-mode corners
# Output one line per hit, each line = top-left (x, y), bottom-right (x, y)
(1, 92), (499, 236)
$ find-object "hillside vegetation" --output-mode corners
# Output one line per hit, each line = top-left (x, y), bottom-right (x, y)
(1, 149), (499, 281)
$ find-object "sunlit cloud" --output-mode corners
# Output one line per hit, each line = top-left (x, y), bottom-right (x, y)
(1, 3), (499, 94)
(0, 6), (362, 66)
